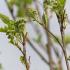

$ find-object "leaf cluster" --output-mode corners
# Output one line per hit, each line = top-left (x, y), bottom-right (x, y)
(0, 13), (26, 45)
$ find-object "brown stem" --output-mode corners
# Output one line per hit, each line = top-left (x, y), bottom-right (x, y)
(24, 52), (30, 70)
(60, 26), (69, 70)
(22, 33), (30, 70)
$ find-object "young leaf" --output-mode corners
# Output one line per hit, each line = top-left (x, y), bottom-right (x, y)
(0, 13), (14, 25)
(27, 8), (37, 18)
(20, 56), (26, 64)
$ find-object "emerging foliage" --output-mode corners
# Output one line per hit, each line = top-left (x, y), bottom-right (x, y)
(0, 13), (26, 46)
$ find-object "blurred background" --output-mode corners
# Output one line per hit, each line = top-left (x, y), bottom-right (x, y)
(0, 0), (70, 70)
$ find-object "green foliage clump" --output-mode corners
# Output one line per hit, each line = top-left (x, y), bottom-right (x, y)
(0, 13), (26, 45)
(20, 56), (26, 64)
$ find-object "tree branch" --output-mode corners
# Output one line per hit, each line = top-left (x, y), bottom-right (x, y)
(27, 38), (49, 65)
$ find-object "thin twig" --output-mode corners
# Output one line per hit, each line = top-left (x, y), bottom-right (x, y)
(60, 25), (69, 70)
(33, 17), (62, 47)
(14, 43), (24, 55)
(27, 38), (49, 65)
(22, 33), (30, 70)
(57, 8), (69, 70)
(5, 0), (15, 19)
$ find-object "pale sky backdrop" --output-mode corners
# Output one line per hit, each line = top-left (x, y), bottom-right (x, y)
(0, 0), (70, 70)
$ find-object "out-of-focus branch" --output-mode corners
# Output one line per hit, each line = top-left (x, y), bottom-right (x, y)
(46, 20), (53, 70)
(58, 59), (63, 70)
(27, 38), (49, 65)
(5, 0), (15, 19)
(52, 44), (63, 70)
(43, 7), (53, 69)
(31, 23), (46, 51)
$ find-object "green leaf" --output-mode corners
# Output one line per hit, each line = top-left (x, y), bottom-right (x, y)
(0, 13), (14, 25)
(47, 0), (66, 14)
(58, 0), (66, 8)
(0, 27), (8, 32)
(27, 8), (37, 18)
(14, 18), (25, 33)
(0, 13), (9, 23)
(20, 56), (26, 64)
